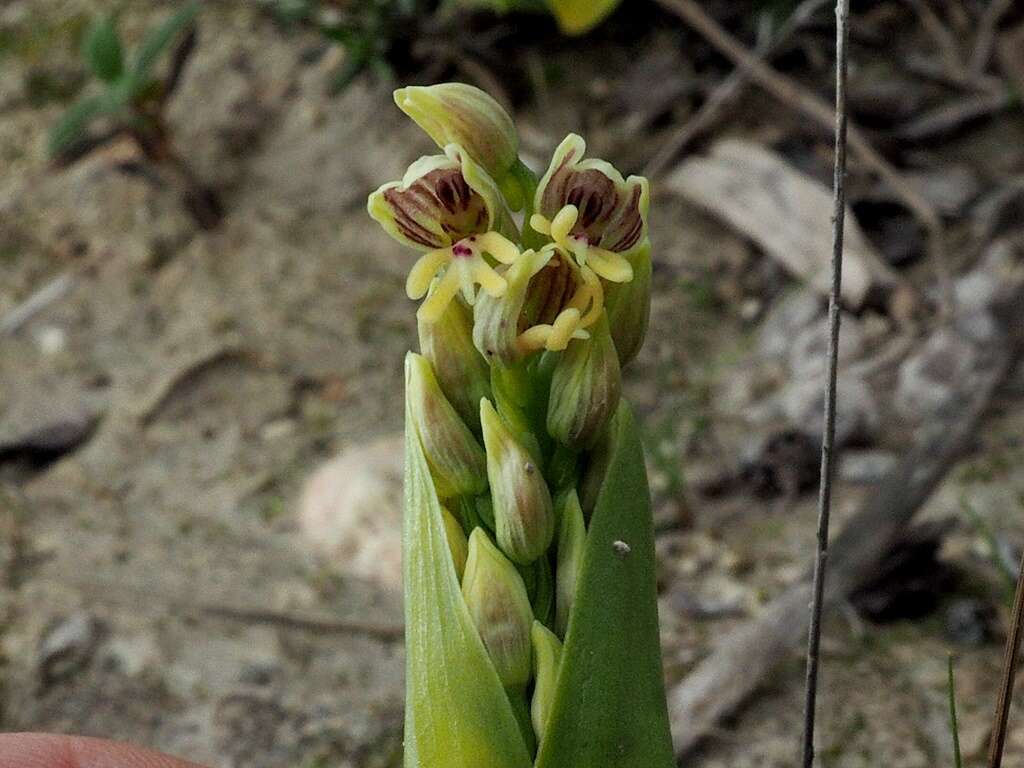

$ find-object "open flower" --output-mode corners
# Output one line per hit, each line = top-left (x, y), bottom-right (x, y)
(368, 144), (520, 323)
(516, 251), (604, 354)
(530, 134), (649, 285)
(473, 248), (604, 364)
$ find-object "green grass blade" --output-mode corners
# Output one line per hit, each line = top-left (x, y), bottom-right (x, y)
(130, 1), (200, 85)
(82, 15), (124, 82)
(948, 654), (963, 768)
(403, 354), (532, 768)
(48, 92), (119, 157)
(535, 402), (675, 768)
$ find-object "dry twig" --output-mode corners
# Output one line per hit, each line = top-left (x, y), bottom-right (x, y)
(971, 0), (1015, 77)
(654, 0), (955, 316)
(987, 547), (1024, 768)
(645, 0), (830, 178)
(668, 276), (1024, 755)
(71, 579), (405, 642)
(906, 0), (965, 79)
(800, 2), (849, 764)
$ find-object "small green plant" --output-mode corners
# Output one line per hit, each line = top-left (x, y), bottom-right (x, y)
(49, 3), (222, 229)
(262, 0), (429, 94)
(367, 82), (672, 767)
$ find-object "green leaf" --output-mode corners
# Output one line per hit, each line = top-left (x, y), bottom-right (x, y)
(130, 1), (200, 86)
(48, 92), (122, 156)
(82, 16), (124, 82)
(403, 355), (533, 768)
(535, 402), (675, 768)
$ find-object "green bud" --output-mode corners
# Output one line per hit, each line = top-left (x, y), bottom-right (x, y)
(605, 240), (651, 368)
(441, 505), (469, 580)
(546, 315), (621, 450)
(419, 296), (491, 431)
(555, 489), (586, 638)
(394, 83), (519, 182)
(406, 352), (487, 499)
(481, 398), (555, 564)
(530, 621), (563, 744)
(462, 528), (534, 692)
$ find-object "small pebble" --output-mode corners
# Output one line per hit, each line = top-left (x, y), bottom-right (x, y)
(34, 325), (66, 356)
(38, 611), (100, 685)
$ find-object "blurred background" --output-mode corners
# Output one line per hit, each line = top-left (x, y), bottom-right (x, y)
(2, 1), (1024, 766)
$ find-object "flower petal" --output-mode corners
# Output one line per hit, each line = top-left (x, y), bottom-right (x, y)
(368, 146), (517, 252)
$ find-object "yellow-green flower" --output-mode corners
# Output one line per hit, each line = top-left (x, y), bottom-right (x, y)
(368, 144), (520, 323)
(530, 134), (649, 285)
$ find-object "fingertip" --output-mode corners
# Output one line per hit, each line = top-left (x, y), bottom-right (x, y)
(0, 733), (205, 768)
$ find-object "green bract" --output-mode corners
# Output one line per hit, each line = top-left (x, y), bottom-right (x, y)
(373, 82), (672, 768)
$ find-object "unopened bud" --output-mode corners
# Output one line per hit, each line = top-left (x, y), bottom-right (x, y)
(394, 83), (518, 181)
(462, 528), (534, 692)
(406, 352), (487, 499)
(441, 505), (469, 580)
(555, 489), (586, 638)
(530, 621), (563, 744)
(419, 296), (491, 431)
(604, 240), (651, 367)
(481, 398), (555, 564)
(546, 315), (621, 450)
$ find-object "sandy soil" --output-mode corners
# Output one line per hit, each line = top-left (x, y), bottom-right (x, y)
(2, 2), (1024, 767)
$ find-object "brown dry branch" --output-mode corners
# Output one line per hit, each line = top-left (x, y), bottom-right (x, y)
(644, 0), (831, 178)
(654, 0), (955, 317)
(71, 579), (405, 642)
(668, 274), (1024, 756)
(987, 546), (1024, 767)
(971, 0), (1016, 77)
(906, 0), (965, 80)
(800, 1), (849, 764)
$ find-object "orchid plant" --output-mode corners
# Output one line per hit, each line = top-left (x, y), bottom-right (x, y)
(367, 82), (674, 768)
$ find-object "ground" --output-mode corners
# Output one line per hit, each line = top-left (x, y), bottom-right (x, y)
(2, 2), (1024, 767)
